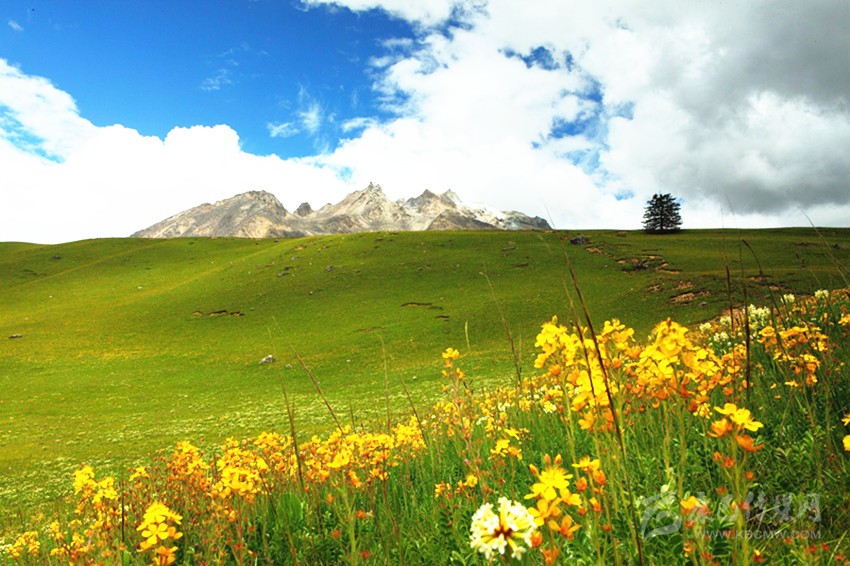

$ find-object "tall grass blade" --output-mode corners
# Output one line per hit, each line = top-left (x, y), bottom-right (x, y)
(481, 271), (523, 388)
(559, 242), (645, 566)
(293, 348), (343, 433)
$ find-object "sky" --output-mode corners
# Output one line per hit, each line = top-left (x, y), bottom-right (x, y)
(1, 1), (849, 244)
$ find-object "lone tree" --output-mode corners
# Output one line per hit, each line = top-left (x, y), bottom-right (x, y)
(642, 193), (682, 233)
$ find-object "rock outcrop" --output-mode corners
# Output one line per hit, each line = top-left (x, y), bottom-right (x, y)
(132, 184), (551, 238)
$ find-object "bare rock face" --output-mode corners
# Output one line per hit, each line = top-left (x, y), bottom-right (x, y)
(426, 209), (495, 231)
(132, 191), (291, 238)
(132, 184), (551, 238)
(294, 202), (313, 216)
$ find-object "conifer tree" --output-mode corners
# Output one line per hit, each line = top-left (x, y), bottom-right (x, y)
(642, 193), (682, 233)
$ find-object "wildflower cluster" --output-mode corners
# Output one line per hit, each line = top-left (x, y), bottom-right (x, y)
(524, 454), (583, 564)
(137, 502), (183, 565)
(759, 324), (830, 387)
(709, 402), (765, 453)
(4, 531), (39, 560)
(4, 287), (850, 564)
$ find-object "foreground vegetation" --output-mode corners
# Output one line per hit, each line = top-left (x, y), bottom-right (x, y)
(2, 239), (850, 563)
(1, 229), (849, 512)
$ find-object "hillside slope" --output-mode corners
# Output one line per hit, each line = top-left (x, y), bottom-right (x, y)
(1, 228), (849, 509)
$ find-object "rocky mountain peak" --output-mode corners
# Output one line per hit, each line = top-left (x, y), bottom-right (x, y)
(133, 184), (551, 238)
(442, 189), (462, 205)
(132, 190), (290, 239)
(295, 202), (313, 216)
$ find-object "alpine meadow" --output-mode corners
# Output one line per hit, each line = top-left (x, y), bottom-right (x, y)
(2, 228), (850, 564)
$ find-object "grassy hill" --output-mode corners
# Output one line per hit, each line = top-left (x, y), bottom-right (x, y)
(1, 228), (848, 510)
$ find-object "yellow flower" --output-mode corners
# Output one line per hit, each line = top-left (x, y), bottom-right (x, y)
(843, 435), (850, 452)
(73, 465), (95, 494)
(442, 347), (460, 366)
(6, 531), (40, 559)
(528, 497), (561, 526)
(327, 449), (351, 469)
(129, 466), (149, 481)
(526, 455), (572, 501)
(571, 456), (601, 473)
(469, 497), (538, 560)
(140, 522), (170, 550)
(136, 502), (182, 554)
(714, 403), (763, 432)
(491, 438), (511, 457)
(842, 413), (850, 427)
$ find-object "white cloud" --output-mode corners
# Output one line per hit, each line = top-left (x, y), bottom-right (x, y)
(341, 117), (379, 133)
(305, 0), (850, 229)
(298, 101), (324, 135)
(4, 0), (850, 244)
(300, 0), (459, 27)
(8, 19), (23, 32)
(0, 60), (353, 243)
(200, 68), (233, 91)
(0, 60), (97, 159)
(267, 121), (300, 138)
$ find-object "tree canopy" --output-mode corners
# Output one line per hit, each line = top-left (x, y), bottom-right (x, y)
(642, 193), (682, 233)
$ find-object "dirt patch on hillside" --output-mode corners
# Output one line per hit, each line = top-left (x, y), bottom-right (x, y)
(193, 310), (244, 317)
(402, 302), (444, 311)
(670, 290), (711, 304)
(356, 326), (385, 333)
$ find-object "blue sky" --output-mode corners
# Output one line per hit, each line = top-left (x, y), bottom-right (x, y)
(2, 1), (410, 157)
(2, 0), (850, 243)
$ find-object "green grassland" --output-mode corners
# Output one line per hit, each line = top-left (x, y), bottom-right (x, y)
(1, 228), (848, 511)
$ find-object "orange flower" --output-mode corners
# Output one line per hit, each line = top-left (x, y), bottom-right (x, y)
(527, 497), (561, 526)
(541, 547), (561, 566)
(591, 469), (607, 486)
(709, 418), (734, 438)
(548, 514), (581, 540)
(735, 434), (764, 453)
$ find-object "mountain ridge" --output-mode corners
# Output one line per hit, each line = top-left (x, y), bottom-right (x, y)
(132, 184), (551, 238)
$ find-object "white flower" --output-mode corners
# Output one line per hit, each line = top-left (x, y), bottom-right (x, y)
(470, 497), (537, 560)
(698, 322), (712, 333)
(711, 331), (730, 346)
(746, 305), (771, 330)
(782, 294), (795, 305)
(815, 289), (829, 301)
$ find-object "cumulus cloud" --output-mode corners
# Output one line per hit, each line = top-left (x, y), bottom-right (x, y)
(3, 1), (850, 243)
(0, 59), (352, 243)
(307, 0), (850, 228)
(301, 0), (459, 27)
